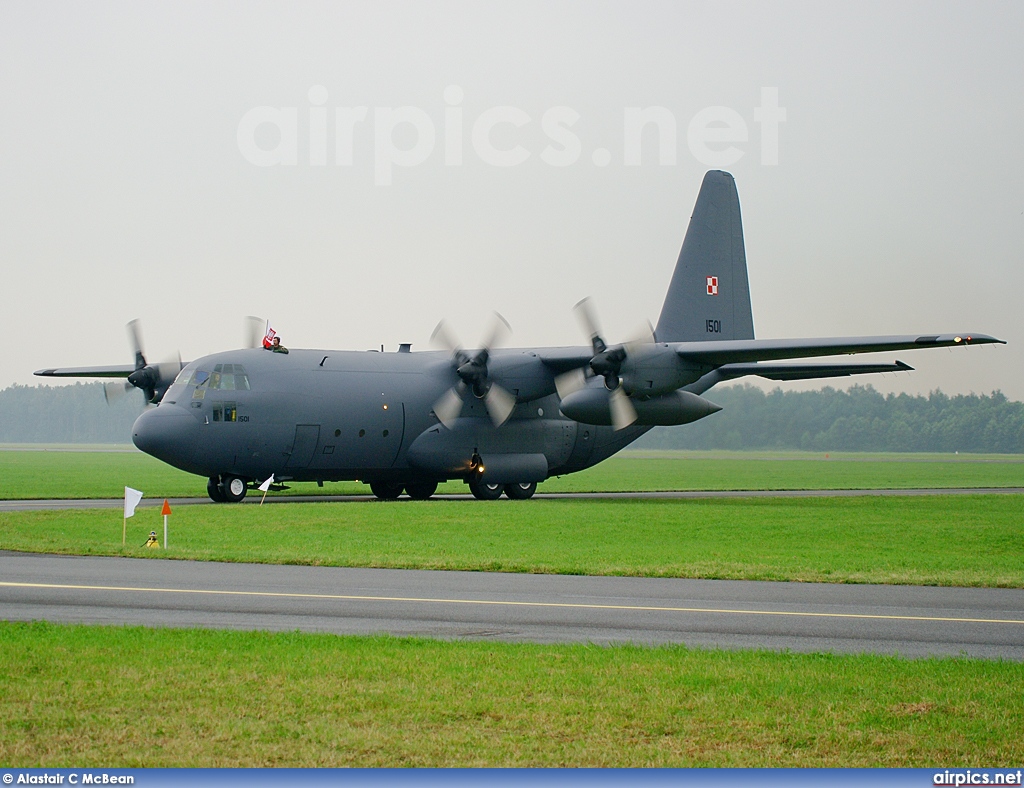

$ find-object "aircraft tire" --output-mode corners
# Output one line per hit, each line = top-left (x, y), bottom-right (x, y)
(207, 477), (227, 503)
(404, 482), (438, 500)
(504, 482), (537, 500)
(219, 474), (247, 503)
(468, 477), (504, 500)
(370, 481), (403, 501)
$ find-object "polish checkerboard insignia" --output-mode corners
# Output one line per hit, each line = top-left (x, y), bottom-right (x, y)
(706, 276), (719, 295)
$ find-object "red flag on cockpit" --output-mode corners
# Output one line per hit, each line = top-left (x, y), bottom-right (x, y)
(262, 326), (277, 349)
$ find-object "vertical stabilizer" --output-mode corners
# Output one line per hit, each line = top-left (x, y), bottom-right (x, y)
(654, 170), (754, 342)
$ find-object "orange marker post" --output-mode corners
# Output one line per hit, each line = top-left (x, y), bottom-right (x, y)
(161, 499), (172, 548)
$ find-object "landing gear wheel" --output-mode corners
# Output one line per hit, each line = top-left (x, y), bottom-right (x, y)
(504, 481), (537, 500)
(219, 474), (247, 503)
(468, 476), (504, 500)
(405, 482), (438, 500)
(370, 481), (403, 500)
(207, 476), (226, 503)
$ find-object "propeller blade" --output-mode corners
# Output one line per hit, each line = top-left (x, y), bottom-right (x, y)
(156, 353), (183, 383)
(126, 319), (146, 369)
(103, 380), (132, 405)
(244, 316), (265, 349)
(480, 312), (512, 354)
(573, 297), (607, 354)
(484, 383), (516, 427)
(433, 385), (466, 429)
(554, 368), (588, 400)
(430, 320), (462, 354)
(609, 387), (638, 431)
(626, 319), (656, 349)
(153, 353), (184, 400)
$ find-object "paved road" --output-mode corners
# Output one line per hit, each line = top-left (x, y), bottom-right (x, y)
(2, 552), (1022, 659)
(2, 487), (1023, 511)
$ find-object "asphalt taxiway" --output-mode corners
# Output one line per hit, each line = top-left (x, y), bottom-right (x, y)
(2, 487), (1023, 511)
(2, 551), (1022, 659)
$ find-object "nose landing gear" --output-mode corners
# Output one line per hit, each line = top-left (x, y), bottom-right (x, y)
(207, 474), (247, 503)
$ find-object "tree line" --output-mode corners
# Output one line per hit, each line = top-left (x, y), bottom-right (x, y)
(0, 383), (143, 443)
(636, 384), (1024, 453)
(2, 381), (1022, 453)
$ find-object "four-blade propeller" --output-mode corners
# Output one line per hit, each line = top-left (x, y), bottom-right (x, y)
(104, 320), (182, 406)
(431, 313), (517, 428)
(555, 297), (655, 430)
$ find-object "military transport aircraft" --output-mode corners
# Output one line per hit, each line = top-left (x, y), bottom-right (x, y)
(35, 171), (1003, 502)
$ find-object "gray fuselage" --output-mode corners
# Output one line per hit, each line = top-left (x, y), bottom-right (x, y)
(131, 346), (647, 486)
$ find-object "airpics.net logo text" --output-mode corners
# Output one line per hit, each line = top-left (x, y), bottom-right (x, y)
(236, 86), (786, 185)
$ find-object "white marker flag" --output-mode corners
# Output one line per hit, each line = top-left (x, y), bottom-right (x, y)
(124, 487), (143, 518)
(258, 474), (275, 492)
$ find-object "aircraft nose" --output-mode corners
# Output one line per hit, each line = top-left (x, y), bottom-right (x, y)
(132, 406), (198, 469)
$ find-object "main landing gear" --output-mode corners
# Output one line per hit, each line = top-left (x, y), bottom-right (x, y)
(207, 474), (247, 503)
(468, 478), (537, 500)
(369, 481), (403, 500)
(369, 481), (440, 501)
(367, 479), (536, 501)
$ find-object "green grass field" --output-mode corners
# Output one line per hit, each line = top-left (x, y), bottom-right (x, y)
(2, 495), (1021, 586)
(2, 622), (1021, 767)
(2, 447), (1023, 500)
(2, 447), (1022, 767)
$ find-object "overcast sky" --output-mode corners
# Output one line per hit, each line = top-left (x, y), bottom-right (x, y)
(3, 1), (1021, 400)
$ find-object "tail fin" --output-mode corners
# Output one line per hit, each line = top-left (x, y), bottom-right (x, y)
(654, 170), (755, 343)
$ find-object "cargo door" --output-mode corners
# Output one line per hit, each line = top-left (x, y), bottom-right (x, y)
(285, 424), (320, 469)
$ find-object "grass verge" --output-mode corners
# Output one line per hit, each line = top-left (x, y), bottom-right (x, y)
(1, 621), (1020, 767)
(2, 449), (1024, 500)
(2, 496), (1022, 586)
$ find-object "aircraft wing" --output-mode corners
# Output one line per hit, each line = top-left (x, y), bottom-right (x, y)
(674, 333), (1003, 366)
(34, 365), (137, 379)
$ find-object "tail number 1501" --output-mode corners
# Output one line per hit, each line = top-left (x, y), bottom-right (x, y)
(705, 319), (722, 334)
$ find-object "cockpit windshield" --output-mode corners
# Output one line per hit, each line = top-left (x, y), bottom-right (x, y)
(172, 364), (250, 398)
(209, 364), (250, 390)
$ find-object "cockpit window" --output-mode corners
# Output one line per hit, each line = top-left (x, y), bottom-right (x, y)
(192, 370), (210, 387)
(211, 364), (249, 390)
(173, 367), (192, 386)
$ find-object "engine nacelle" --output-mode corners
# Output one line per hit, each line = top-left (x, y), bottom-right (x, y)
(559, 387), (721, 426)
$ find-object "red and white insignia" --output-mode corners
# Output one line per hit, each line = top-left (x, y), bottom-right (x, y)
(706, 276), (719, 296)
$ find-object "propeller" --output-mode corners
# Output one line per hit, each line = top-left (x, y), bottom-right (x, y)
(117, 320), (183, 405)
(555, 298), (656, 430)
(430, 313), (517, 428)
